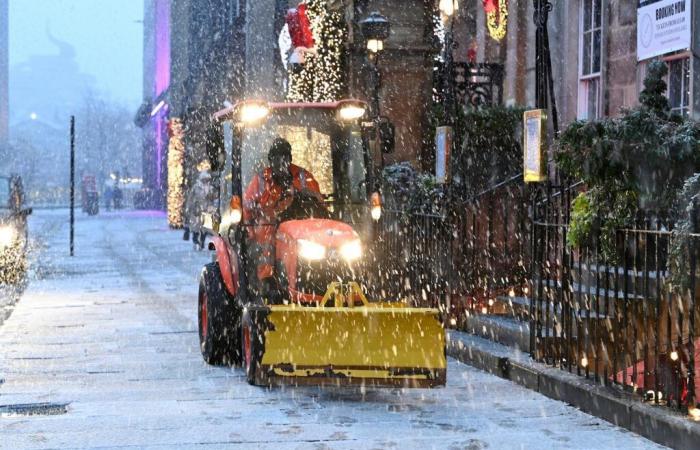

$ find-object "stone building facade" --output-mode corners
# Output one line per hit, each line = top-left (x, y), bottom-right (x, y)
(451, 0), (700, 129)
(0, 0), (7, 144)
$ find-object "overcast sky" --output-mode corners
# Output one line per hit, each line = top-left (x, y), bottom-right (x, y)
(10, 0), (144, 109)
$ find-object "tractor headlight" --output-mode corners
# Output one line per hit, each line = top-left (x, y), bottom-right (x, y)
(339, 240), (362, 262)
(298, 239), (326, 261)
(0, 225), (14, 250)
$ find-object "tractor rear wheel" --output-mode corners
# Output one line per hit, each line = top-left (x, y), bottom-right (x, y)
(198, 263), (242, 366)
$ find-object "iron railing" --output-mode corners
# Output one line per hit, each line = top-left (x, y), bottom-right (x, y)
(378, 174), (532, 317)
(531, 215), (699, 411)
(377, 176), (698, 412)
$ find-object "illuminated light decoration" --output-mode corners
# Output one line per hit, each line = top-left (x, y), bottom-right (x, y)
(0, 225), (14, 250)
(439, 0), (458, 18)
(484, 0), (507, 41)
(689, 407), (700, 421)
(370, 192), (382, 221)
(581, 356), (588, 368)
(150, 100), (166, 117)
(166, 118), (186, 228)
(287, 0), (347, 102)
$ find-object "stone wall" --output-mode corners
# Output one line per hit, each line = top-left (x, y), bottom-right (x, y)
(606, 0), (638, 116)
(349, 0), (434, 167)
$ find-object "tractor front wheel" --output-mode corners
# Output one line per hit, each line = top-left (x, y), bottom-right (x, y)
(198, 263), (242, 366)
(241, 309), (265, 385)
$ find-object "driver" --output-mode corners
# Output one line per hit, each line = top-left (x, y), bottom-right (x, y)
(243, 137), (322, 293)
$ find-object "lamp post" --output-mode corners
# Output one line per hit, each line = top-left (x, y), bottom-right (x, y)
(533, 0), (558, 133)
(439, 0), (458, 127)
(359, 12), (390, 120)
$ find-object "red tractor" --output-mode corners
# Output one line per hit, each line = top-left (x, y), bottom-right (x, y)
(197, 99), (446, 387)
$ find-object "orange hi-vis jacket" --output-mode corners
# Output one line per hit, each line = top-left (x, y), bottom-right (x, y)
(243, 164), (322, 280)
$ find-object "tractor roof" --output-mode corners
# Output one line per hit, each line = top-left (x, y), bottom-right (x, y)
(213, 100), (363, 123)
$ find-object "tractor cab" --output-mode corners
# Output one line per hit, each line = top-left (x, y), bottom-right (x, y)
(211, 100), (377, 240)
(206, 100), (381, 303)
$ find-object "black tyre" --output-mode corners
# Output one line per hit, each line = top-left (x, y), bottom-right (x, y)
(198, 263), (242, 366)
(241, 308), (266, 385)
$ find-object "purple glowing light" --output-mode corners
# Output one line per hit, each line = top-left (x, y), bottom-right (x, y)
(153, 0), (170, 191)
(155, 0), (170, 96)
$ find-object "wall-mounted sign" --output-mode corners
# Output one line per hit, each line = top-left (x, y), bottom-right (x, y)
(637, 0), (691, 61)
(523, 109), (546, 183)
(435, 126), (453, 184)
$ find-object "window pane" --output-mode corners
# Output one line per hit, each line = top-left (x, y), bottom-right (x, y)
(594, 0), (602, 28)
(587, 78), (599, 120)
(593, 30), (601, 73)
(583, 33), (591, 75)
(583, 0), (592, 32)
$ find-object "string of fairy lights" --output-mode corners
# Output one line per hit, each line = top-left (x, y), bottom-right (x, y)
(167, 118), (185, 228)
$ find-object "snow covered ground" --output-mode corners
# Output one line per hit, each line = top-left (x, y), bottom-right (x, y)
(0, 209), (666, 449)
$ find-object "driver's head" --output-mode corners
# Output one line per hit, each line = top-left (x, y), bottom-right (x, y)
(268, 137), (293, 181)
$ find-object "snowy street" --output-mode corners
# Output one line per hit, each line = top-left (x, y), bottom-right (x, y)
(0, 210), (666, 449)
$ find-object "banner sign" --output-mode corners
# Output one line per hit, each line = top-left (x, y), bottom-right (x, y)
(637, 0), (691, 61)
(523, 110), (546, 183)
(435, 126), (453, 184)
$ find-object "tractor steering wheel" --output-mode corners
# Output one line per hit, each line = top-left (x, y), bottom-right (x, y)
(277, 191), (330, 222)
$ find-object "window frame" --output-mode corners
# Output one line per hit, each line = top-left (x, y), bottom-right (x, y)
(577, 0), (604, 120)
(664, 52), (692, 118)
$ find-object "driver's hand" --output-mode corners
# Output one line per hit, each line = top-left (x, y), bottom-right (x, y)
(274, 189), (294, 213)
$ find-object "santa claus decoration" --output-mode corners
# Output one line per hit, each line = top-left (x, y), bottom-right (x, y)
(284, 2), (317, 69)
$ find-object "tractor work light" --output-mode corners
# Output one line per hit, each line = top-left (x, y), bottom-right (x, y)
(370, 192), (382, 221)
(339, 240), (362, 262)
(298, 239), (326, 261)
(229, 195), (242, 224)
(238, 101), (270, 125)
(0, 225), (14, 250)
(336, 101), (367, 122)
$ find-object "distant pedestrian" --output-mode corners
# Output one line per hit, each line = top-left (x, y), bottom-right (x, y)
(185, 162), (216, 250)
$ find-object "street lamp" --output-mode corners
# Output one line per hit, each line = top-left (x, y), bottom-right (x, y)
(439, 0), (458, 127)
(359, 12), (390, 119)
(439, 0), (459, 19)
(360, 12), (391, 222)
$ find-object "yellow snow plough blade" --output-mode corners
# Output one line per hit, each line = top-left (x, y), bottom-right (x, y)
(248, 283), (446, 388)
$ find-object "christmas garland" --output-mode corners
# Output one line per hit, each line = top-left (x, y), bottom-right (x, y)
(483, 0), (507, 41)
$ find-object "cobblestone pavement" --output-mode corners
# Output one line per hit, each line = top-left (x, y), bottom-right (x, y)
(0, 210), (666, 449)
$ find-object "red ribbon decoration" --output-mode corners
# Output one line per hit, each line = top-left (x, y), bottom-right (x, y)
(286, 3), (315, 49)
(482, 0), (497, 14)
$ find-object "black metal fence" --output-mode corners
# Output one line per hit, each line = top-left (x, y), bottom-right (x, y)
(378, 179), (699, 412)
(531, 213), (699, 411)
(377, 177), (531, 317)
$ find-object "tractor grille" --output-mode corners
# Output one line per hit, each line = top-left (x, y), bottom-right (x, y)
(296, 256), (356, 296)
